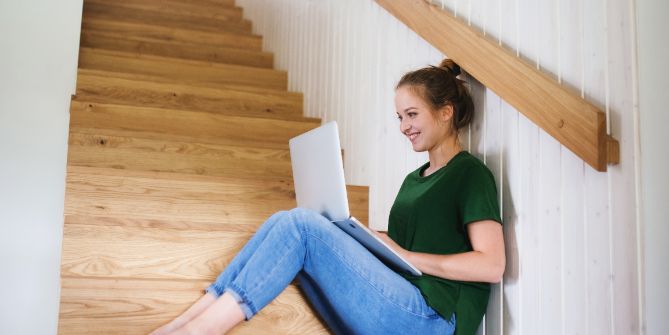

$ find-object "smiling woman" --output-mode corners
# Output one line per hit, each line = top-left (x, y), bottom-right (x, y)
(395, 59), (474, 161)
(151, 59), (503, 335)
(381, 59), (505, 335)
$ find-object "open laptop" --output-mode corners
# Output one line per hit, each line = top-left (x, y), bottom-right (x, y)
(289, 121), (421, 276)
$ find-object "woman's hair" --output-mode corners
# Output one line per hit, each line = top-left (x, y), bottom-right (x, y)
(396, 59), (474, 133)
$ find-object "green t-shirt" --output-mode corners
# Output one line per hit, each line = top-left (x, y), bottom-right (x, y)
(388, 151), (502, 335)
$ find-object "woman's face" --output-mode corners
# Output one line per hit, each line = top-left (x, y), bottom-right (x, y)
(394, 86), (453, 152)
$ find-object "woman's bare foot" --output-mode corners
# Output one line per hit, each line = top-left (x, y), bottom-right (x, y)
(150, 292), (217, 335)
(170, 292), (246, 335)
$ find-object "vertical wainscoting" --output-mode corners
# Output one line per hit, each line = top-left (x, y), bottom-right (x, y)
(236, 0), (641, 334)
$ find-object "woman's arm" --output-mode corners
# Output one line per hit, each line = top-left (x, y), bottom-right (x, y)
(374, 220), (505, 283)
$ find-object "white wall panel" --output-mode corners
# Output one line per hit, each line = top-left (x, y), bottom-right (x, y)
(236, 0), (641, 333)
(559, 1), (588, 334)
(0, 0), (83, 333)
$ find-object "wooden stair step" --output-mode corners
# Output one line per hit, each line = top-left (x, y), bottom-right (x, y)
(81, 18), (261, 51)
(67, 132), (294, 180)
(69, 101), (317, 149)
(61, 218), (364, 282)
(84, 0), (244, 22)
(75, 71), (301, 120)
(64, 166), (370, 228)
(77, 68), (293, 96)
(78, 48), (286, 90)
(80, 31), (273, 68)
(83, 1), (252, 34)
(61, 222), (252, 280)
(62, 0), (370, 332)
(59, 277), (328, 335)
(179, 0), (238, 8)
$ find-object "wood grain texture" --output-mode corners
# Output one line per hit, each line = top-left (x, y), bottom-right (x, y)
(59, 277), (329, 335)
(83, 1), (252, 34)
(62, 1), (369, 333)
(78, 48), (288, 90)
(179, 0), (237, 8)
(67, 132), (294, 179)
(375, 0), (618, 172)
(80, 32), (273, 68)
(77, 68), (296, 96)
(84, 0), (245, 22)
(62, 218), (368, 281)
(69, 101), (317, 149)
(64, 166), (369, 229)
(61, 223), (250, 280)
(74, 72), (305, 121)
(81, 18), (261, 51)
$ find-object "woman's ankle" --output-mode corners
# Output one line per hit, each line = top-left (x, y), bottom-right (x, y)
(150, 293), (217, 335)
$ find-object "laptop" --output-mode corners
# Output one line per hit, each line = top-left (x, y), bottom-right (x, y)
(289, 121), (422, 276)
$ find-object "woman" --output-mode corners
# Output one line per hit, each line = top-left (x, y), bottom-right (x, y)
(152, 59), (505, 335)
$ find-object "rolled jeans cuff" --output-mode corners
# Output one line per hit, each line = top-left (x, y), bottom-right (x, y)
(203, 284), (255, 321)
(224, 285), (255, 321)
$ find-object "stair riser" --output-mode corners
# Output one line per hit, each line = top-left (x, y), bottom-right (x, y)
(178, 0), (238, 8)
(69, 101), (316, 149)
(80, 32), (273, 68)
(78, 48), (286, 90)
(84, 0), (244, 22)
(83, 2), (252, 34)
(75, 75), (302, 120)
(67, 132), (294, 180)
(81, 18), (262, 51)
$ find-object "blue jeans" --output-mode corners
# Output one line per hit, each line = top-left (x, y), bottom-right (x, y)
(205, 208), (456, 335)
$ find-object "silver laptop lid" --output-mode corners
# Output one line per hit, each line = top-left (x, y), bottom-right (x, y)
(289, 121), (350, 222)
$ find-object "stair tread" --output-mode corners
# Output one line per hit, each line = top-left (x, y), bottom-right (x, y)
(64, 166), (369, 227)
(78, 47), (286, 90)
(75, 71), (303, 121)
(80, 31), (273, 68)
(59, 276), (329, 335)
(69, 101), (318, 149)
(61, 222), (255, 280)
(83, 1), (252, 34)
(84, 0), (245, 22)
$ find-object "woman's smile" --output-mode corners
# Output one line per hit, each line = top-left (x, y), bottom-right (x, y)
(407, 131), (421, 143)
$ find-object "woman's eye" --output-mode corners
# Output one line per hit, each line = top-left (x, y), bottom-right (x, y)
(408, 112), (417, 118)
(397, 115), (402, 121)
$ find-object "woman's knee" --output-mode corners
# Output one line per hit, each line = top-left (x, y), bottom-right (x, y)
(288, 208), (330, 226)
(265, 208), (327, 234)
(288, 207), (319, 218)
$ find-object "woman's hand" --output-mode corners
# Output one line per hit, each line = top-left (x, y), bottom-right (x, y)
(372, 230), (409, 259)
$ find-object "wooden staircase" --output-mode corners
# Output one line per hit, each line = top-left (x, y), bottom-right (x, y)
(58, 0), (369, 333)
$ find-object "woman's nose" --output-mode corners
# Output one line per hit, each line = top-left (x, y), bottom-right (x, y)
(400, 119), (411, 133)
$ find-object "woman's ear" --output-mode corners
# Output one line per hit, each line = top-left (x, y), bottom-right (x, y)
(439, 104), (455, 123)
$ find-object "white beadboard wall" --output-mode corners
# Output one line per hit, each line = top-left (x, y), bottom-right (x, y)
(236, 0), (641, 334)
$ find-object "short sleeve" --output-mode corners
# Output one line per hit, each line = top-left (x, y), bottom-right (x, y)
(457, 164), (502, 227)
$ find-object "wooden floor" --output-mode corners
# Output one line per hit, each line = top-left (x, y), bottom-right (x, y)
(58, 0), (369, 333)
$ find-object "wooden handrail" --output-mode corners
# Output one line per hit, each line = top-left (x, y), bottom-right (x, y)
(376, 0), (620, 172)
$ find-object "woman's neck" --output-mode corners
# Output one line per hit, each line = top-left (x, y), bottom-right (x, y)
(425, 137), (462, 175)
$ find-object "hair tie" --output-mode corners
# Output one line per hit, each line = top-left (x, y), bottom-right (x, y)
(449, 64), (461, 77)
